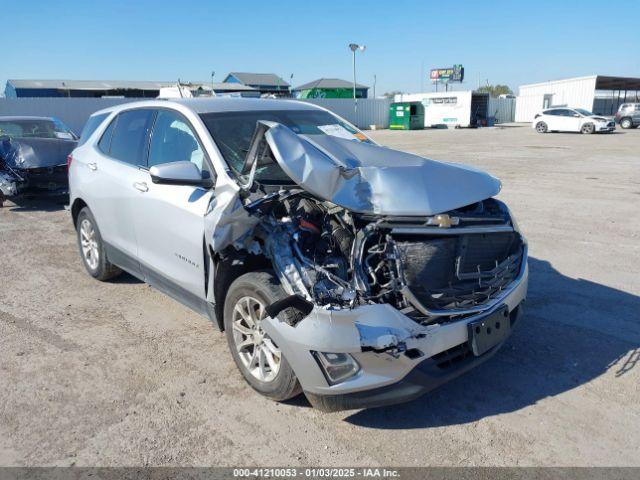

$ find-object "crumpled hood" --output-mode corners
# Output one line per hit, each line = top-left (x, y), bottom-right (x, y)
(264, 123), (501, 216)
(0, 137), (76, 170)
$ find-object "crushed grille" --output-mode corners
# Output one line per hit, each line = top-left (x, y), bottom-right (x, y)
(396, 232), (524, 312)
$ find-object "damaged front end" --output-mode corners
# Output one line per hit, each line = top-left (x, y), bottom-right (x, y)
(208, 121), (528, 410)
(0, 136), (75, 204)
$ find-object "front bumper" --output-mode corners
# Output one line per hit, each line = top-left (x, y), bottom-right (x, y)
(306, 306), (522, 412)
(595, 122), (616, 132)
(0, 165), (68, 197)
(262, 252), (529, 411)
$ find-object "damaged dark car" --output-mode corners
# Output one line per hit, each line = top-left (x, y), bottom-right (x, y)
(69, 99), (528, 411)
(0, 116), (77, 206)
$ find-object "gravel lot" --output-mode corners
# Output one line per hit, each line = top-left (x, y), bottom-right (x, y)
(1, 125), (639, 467)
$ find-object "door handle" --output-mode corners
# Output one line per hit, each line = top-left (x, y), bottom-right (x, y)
(87, 162), (97, 171)
(133, 181), (148, 192)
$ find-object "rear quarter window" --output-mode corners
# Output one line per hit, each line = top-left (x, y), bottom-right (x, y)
(97, 117), (117, 154)
(78, 113), (109, 146)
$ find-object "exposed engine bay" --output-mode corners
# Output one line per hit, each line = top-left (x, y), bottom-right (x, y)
(206, 120), (525, 333)
(223, 187), (524, 327)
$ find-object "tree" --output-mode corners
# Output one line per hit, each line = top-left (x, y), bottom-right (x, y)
(383, 91), (403, 99)
(476, 84), (513, 97)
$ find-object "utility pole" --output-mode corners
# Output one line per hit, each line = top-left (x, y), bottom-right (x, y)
(349, 43), (366, 113)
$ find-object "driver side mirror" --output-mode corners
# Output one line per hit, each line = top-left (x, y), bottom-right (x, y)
(149, 161), (213, 188)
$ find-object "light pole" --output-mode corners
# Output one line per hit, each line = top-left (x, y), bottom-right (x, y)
(210, 71), (215, 95)
(373, 74), (377, 98)
(348, 43), (365, 113)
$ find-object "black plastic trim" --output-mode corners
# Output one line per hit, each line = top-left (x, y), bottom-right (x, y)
(103, 241), (219, 328)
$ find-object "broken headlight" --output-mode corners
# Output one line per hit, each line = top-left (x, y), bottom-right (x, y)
(312, 351), (360, 385)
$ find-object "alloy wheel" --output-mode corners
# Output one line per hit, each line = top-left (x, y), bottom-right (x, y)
(581, 123), (594, 134)
(536, 122), (547, 133)
(79, 219), (99, 270)
(231, 296), (281, 383)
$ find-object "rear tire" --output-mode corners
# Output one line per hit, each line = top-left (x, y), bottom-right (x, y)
(581, 123), (595, 134)
(76, 207), (122, 281)
(620, 117), (633, 129)
(535, 121), (547, 133)
(224, 271), (302, 402)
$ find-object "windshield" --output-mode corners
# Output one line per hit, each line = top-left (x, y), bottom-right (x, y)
(200, 109), (370, 183)
(0, 118), (76, 140)
(575, 109), (594, 117)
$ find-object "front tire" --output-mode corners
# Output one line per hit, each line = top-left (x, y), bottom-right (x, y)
(620, 117), (633, 129)
(224, 271), (302, 401)
(535, 121), (547, 133)
(76, 207), (122, 281)
(581, 123), (595, 134)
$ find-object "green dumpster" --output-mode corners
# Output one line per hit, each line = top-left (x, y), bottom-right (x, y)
(389, 102), (424, 130)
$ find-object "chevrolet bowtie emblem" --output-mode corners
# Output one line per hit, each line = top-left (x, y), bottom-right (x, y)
(428, 214), (460, 228)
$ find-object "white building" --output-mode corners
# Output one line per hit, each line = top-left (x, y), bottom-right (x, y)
(515, 75), (640, 122)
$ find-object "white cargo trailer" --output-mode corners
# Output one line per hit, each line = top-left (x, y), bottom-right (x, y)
(396, 91), (490, 128)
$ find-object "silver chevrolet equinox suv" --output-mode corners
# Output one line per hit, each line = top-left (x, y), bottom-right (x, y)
(69, 99), (528, 411)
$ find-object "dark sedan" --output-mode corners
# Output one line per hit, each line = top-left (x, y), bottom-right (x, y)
(0, 116), (77, 206)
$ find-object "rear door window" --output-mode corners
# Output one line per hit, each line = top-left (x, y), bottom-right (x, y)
(108, 109), (155, 166)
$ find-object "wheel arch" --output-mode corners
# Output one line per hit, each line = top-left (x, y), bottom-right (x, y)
(71, 197), (89, 228)
(211, 247), (272, 331)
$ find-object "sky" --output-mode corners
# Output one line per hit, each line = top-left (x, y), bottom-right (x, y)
(2, 0), (639, 96)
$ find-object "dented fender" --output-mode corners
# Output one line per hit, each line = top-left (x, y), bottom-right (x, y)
(260, 303), (426, 393)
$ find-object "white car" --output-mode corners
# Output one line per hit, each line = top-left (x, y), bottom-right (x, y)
(533, 108), (615, 134)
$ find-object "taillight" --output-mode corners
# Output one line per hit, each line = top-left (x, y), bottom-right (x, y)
(66, 153), (73, 171)
(534, 114), (540, 119)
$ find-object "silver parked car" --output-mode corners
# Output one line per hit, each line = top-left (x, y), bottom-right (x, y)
(614, 103), (640, 129)
(69, 99), (528, 411)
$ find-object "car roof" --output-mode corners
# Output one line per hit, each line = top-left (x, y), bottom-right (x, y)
(0, 115), (56, 121)
(91, 98), (324, 117)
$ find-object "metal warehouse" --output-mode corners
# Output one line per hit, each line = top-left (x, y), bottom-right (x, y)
(515, 75), (640, 122)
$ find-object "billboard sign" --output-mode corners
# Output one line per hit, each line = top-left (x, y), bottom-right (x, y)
(430, 64), (464, 83)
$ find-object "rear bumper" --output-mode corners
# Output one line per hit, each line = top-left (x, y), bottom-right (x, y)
(306, 305), (523, 412)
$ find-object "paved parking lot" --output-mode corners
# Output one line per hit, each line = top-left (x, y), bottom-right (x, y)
(1, 125), (639, 466)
